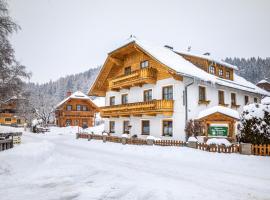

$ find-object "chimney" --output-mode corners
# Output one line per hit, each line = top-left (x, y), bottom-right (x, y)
(164, 45), (173, 50)
(66, 91), (72, 97)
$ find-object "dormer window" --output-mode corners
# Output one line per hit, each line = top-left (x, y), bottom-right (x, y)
(218, 69), (223, 77)
(209, 65), (215, 74)
(226, 71), (230, 79)
(140, 60), (149, 68)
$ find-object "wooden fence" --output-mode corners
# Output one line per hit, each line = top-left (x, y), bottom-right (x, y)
(0, 139), (13, 151)
(154, 140), (186, 146)
(252, 144), (270, 156)
(197, 143), (240, 153)
(76, 133), (270, 156)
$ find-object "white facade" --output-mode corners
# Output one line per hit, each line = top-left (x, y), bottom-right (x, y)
(103, 77), (261, 141)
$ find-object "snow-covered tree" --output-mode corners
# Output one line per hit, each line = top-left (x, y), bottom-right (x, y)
(238, 104), (270, 144)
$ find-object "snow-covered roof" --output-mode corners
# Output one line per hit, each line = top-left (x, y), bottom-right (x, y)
(91, 97), (105, 107)
(177, 50), (238, 70)
(197, 106), (240, 120)
(89, 37), (269, 97)
(257, 79), (269, 84)
(109, 37), (269, 96)
(55, 91), (98, 109)
(262, 96), (270, 105)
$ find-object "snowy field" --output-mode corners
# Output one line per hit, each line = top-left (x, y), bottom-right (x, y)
(0, 127), (270, 200)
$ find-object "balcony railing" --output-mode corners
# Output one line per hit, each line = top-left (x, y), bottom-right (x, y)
(108, 67), (157, 90)
(59, 111), (95, 118)
(100, 99), (174, 118)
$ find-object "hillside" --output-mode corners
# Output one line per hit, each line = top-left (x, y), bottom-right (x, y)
(225, 57), (270, 84)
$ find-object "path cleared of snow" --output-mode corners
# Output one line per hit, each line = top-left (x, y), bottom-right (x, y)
(0, 127), (270, 200)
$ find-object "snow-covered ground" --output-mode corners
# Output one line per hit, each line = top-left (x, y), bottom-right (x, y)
(0, 126), (270, 200)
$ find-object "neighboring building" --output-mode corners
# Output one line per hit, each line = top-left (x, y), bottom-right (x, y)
(257, 80), (270, 92)
(55, 91), (99, 128)
(0, 96), (25, 126)
(88, 38), (270, 141)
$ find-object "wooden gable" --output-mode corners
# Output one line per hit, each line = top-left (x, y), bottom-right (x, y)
(89, 42), (183, 96)
(57, 98), (99, 112)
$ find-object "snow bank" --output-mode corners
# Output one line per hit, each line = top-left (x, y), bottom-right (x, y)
(197, 106), (240, 120)
(262, 97), (270, 105)
(0, 125), (24, 133)
(188, 136), (198, 142)
(84, 124), (105, 135)
(146, 135), (156, 140)
(206, 138), (232, 147)
(121, 134), (128, 138)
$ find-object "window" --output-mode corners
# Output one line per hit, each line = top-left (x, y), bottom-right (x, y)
(66, 119), (71, 126)
(17, 119), (21, 124)
(82, 120), (88, 128)
(66, 105), (72, 111)
(199, 86), (206, 101)
(162, 86), (173, 100)
(218, 90), (225, 105)
(5, 118), (11, 122)
(244, 96), (249, 105)
(209, 65), (215, 74)
(82, 105), (87, 111)
(123, 121), (130, 134)
(74, 120), (79, 126)
(231, 93), (236, 106)
(141, 120), (150, 135)
(163, 120), (173, 137)
(76, 105), (81, 111)
(109, 121), (115, 133)
(218, 69), (223, 76)
(124, 66), (131, 75)
(254, 97), (258, 103)
(140, 60), (149, 68)
(110, 96), (115, 106)
(121, 94), (128, 104)
(226, 71), (230, 79)
(144, 89), (152, 101)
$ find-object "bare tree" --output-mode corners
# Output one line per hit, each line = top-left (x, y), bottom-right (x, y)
(0, 0), (31, 101)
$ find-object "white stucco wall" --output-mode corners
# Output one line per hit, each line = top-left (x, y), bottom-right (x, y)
(103, 77), (261, 141)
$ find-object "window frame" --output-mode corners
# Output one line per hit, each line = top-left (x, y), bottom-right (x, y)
(218, 68), (223, 77)
(199, 86), (206, 101)
(162, 85), (173, 100)
(140, 60), (149, 69)
(141, 120), (150, 135)
(254, 97), (258, 103)
(218, 90), (225, 105)
(5, 118), (11, 122)
(231, 93), (237, 106)
(123, 120), (130, 134)
(109, 121), (115, 133)
(66, 119), (71, 126)
(76, 104), (81, 111)
(226, 71), (230, 79)
(82, 105), (87, 111)
(110, 96), (115, 106)
(244, 95), (249, 105)
(209, 65), (216, 74)
(162, 120), (173, 137)
(121, 94), (128, 104)
(124, 66), (131, 75)
(66, 105), (72, 111)
(143, 89), (153, 102)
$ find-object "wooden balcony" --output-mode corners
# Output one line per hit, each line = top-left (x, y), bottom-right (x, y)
(100, 100), (174, 118)
(108, 67), (157, 91)
(59, 111), (95, 118)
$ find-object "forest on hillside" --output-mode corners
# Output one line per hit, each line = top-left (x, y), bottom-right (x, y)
(225, 57), (270, 84)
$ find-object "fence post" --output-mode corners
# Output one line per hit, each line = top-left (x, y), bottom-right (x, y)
(76, 133), (79, 139)
(147, 139), (154, 145)
(122, 137), (127, 145)
(102, 135), (107, 143)
(240, 143), (252, 155)
(88, 134), (92, 141)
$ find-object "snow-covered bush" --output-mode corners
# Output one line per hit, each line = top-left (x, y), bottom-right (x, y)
(188, 136), (198, 142)
(238, 103), (270, 144)
(206, 138), (231, 147)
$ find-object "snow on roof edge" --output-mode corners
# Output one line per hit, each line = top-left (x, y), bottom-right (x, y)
(197, 106), (240, 120)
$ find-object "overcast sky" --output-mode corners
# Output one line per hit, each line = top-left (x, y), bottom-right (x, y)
(9, 0), (270, 83)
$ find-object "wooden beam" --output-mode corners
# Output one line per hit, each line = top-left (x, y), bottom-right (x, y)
(109, 57), (124, 66)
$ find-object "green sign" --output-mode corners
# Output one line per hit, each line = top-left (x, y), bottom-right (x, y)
(208, 126), (228, 137)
